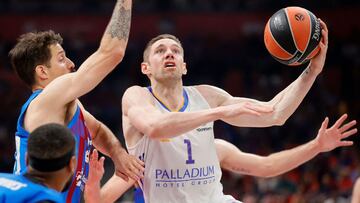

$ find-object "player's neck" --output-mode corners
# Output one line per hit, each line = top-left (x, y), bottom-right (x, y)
(42, 176), (63, 192)
(151, 82), (184, 111)
(31, 84), (45, 92)
(32, 77), (54, 92)
(25, 170), (63, 192)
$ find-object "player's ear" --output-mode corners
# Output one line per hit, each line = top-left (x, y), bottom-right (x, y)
(141, 62), (151, 75)
(182, 62), (187, 75)
(35, 65), (49, 80)
(69, 156), (76, 173)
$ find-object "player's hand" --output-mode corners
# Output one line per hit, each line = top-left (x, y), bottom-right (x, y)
(219, 102), (273, 119)
(315, 114), (357, 153)
(309, 19), (328, 76)
(84, 149), (106, 203)
(87, 149), (105, 187)
(113, 151), (145, 182)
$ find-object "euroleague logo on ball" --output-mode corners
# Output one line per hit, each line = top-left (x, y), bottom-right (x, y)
(295, 13), (304, 21)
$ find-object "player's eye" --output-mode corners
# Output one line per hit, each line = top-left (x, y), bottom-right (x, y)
(155, 49), (165, 54)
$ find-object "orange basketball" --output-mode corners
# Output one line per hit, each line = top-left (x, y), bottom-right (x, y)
(264, 7), (322, 66)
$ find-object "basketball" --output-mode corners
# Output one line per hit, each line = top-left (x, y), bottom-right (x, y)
(264, 7), (322, 66)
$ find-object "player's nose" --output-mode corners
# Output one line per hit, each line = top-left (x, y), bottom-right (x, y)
(67, 58), (76, 72)
(165, 50), (174, 59)
(165, 52), (174, 59)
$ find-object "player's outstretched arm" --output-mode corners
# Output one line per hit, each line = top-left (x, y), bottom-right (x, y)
(39, 0), (132, 108)
(216, 114), (356, 178)
(198, 20), (329, 128)
(123, 86), (270, 140)
(259, 20), (328, 124)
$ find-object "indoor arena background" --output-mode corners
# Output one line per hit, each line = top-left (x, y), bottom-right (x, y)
(0, 0), (359, 202)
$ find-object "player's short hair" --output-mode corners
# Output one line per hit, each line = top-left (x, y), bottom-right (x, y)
(143, 34), (183, 62)
(9, 30), (63, 88)
(28, 123), (75, 172)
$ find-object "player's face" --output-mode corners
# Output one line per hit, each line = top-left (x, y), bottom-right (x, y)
(145, 39), (187, 81)
(47, 43), (75, 81)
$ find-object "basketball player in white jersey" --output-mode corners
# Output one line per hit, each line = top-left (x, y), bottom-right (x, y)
(99, 114), (357, 202)
(115, 20), (333, 202)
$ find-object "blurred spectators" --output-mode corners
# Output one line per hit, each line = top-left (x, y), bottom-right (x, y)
(1, 0), (360, 13)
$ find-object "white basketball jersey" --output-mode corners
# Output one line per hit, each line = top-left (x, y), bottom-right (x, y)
(127, 86), (241, 203)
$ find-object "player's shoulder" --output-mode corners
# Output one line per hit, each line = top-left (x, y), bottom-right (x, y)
(193, 84), (215, 90)
(193, 84), (224, 94)
(122, 85), (154, 105)
(124, 85), (150, 96)
(192, 85), (229, 105)
(0, 173), (14, 179)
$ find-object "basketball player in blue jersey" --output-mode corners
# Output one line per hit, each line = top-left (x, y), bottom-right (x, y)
(111, 20), (342, 202)
(0, 123), (108, 203)
(8, 0), (144, 202)
(99, 114), (357, 202)
(0, 123), (75, 203)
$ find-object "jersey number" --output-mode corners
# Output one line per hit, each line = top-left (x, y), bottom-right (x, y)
(184, 139), (195, 164)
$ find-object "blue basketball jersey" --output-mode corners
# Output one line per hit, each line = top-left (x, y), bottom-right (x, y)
(0, 173), (63, 203)
(13, 90), (92, 203)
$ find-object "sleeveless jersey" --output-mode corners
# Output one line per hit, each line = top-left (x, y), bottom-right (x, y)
(0, 173), (63, 203)
(13, 90), (92, 203)
(127, 86), (240, 203)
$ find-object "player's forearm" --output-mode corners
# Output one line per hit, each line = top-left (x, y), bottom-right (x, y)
(100, 174), (134, 202)
(261, 139), (320, 177)
(99, 0), (132, 56)
(62, 0), (132, 102)
(84, 182), (101, 203)
(269, 64), (318, 124)
(92, 123), (126, 158)
(152, 112), (216, 139)
(130, 107), (221, 139)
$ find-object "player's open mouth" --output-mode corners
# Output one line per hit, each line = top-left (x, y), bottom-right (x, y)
(164, 62), (176, 68)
